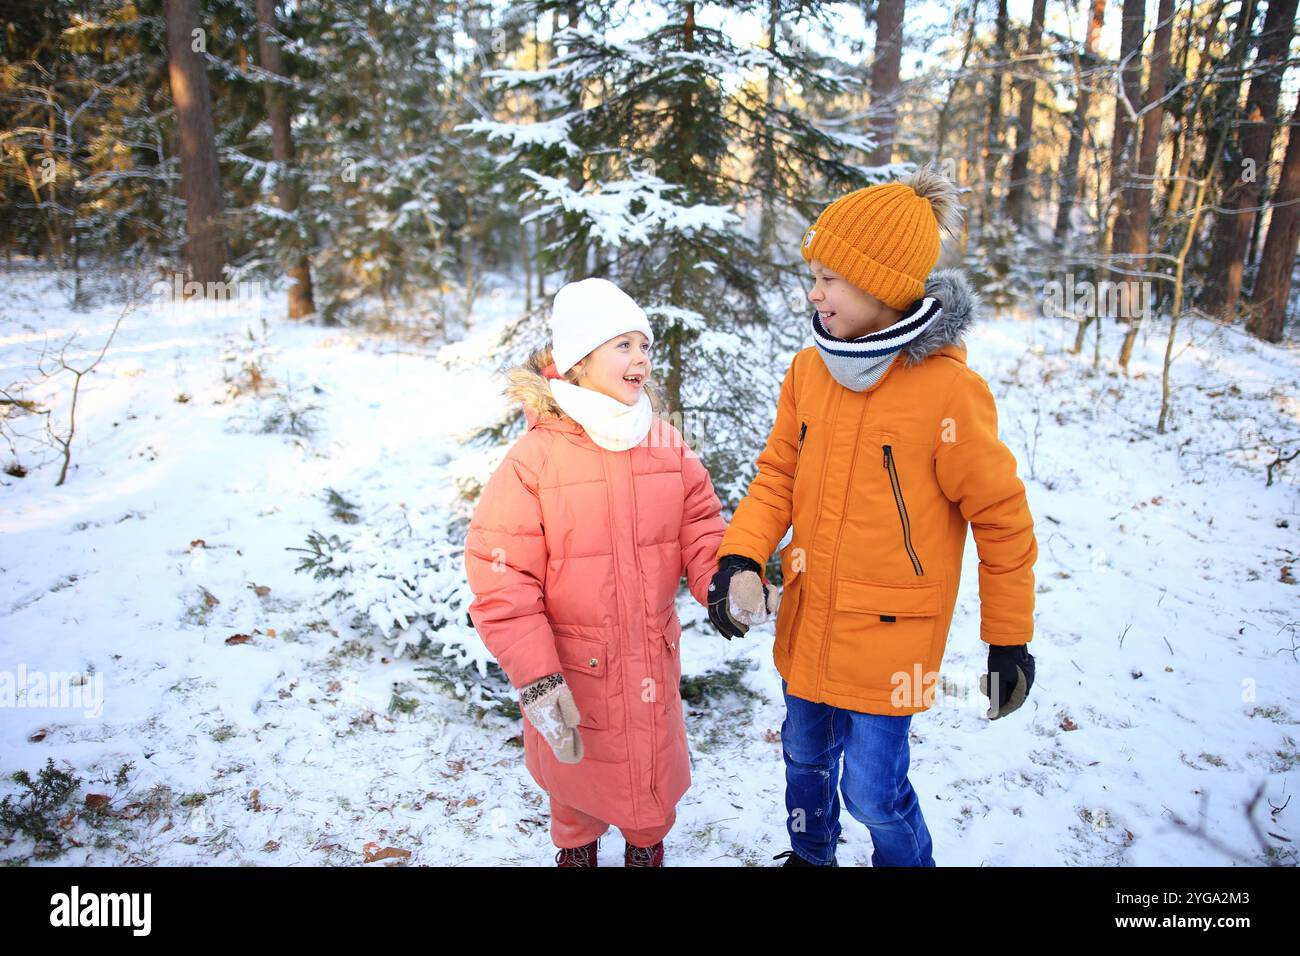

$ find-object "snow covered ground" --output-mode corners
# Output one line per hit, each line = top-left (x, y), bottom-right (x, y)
(1, 262), (1296, 866)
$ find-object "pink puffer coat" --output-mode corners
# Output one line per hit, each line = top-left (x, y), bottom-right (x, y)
(464, 354), (726, 833)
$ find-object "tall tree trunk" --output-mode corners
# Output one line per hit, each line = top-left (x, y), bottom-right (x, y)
(1200, 0), (1299, 320)
(1158, 153), (1215, 433)
(935, 0), (980, 162)
(1054, 0), (1104, 242)
(1200, 0), (1262, 177)
(661, 1), (699, 423)
(1107, 0), (1147, 269)
(981, 0), (1009, 225)
(69, 133), (81, 306)
(1117, 0), (1175, 372)
(163, 0), (228, 287)
(1155, 0), (1227, 253)
(1246, 177), (1270, 269)
(758, 0), (781, 251)
(1004, 0), (1047, 227)
(537, 7), (565, 304)
(255, 0), (315, 318)
(1248, 94), (1300, 342)
(564, 4), (586, 280)
(868, 0), (904, 167)
(1066, 0), (1108, 359)
(45, 100), (64, 266)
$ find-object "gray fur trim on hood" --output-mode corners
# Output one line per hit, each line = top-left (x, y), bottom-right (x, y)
(901, 268), (979, 367)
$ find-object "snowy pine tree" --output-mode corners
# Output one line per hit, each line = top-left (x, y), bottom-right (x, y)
(463, 0), (888, 502)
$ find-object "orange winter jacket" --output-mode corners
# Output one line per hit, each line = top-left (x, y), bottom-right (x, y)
(718, 270), (1037, 716)
(465, 354), (725, 833)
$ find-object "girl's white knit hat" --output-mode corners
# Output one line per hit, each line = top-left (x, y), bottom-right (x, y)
(549, 278), (654, 375)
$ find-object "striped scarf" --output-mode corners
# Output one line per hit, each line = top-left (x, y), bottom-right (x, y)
(810, 296), (943, 392)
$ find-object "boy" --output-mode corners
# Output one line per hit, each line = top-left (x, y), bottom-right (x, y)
(707, 165), (1038, 867)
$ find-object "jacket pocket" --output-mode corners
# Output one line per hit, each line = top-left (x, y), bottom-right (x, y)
(651, 602), (682, 702)
(823, 578), (942, 699)
(882, 443), (924, 576)
(553, 631), (609, 731)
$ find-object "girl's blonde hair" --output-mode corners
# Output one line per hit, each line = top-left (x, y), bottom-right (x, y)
(529, 342), (584, 386)
(526, 341), (663, 417)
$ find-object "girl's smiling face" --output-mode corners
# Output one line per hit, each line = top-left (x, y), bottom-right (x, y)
(808, 259), (904, 338)
(571, 331), (651, 406)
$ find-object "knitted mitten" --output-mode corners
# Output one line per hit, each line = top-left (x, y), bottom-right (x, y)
(980, 644), (1035, 719)
(709, 555), (778, 634)
(519, 673), (584, 762)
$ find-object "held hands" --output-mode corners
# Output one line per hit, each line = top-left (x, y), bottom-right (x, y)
(519, 673), (584, 762)
(707, 555), (779, 640)
(979, 644), (1035, 719)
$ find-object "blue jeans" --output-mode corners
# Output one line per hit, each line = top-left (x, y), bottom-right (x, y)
(781, 679), (936, 866)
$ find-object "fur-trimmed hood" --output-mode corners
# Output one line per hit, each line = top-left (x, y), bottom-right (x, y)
(900, 267), (979, 367)
(505, 353), (567, 428)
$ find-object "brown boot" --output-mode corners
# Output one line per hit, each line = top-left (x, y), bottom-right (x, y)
(555, 839), (598, 867)
(624, 839), (664, 867)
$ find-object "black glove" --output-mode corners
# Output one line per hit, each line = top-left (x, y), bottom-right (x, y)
(707, 554), (769, 641)
(980, 644), (1035, 719)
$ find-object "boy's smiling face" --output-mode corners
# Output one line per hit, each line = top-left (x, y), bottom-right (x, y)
(571, 331), (651, 406)
(808, 259), (904, 338)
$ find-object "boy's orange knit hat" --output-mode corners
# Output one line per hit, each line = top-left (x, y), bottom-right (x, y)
(799, 165), (963, 310)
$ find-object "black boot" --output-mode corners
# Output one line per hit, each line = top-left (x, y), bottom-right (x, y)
(773, 849), (838, 867)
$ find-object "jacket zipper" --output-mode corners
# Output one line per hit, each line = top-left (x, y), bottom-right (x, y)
(601, 451), (658, 825)
(791, 421), (808, 487)
(628, 456), (660, 820)
(781, 422), (809, 662)
(817, 392), (860, 692)
(882, 444), (924, 576)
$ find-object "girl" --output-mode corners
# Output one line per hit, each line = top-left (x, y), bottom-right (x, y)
(464, 277), (729, 866)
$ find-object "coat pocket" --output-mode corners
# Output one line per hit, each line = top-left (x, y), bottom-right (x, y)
(648, 602), (682, 703)
(553, 630), (609, 731)
(824, 578), (942, 697)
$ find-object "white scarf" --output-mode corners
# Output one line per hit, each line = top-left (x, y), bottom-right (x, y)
(548, 379), (654, 451)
